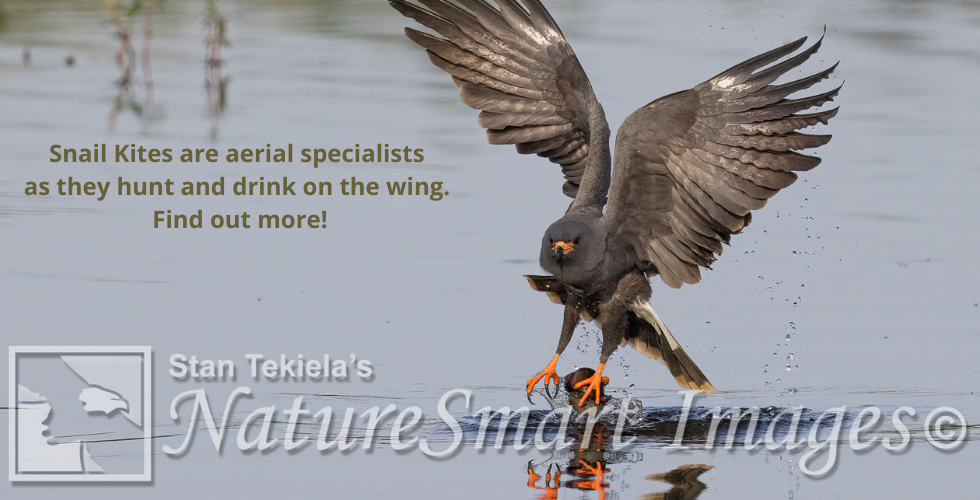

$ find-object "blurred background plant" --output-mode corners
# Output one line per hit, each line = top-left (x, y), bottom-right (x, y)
(204, 0), (229, 141)
(105, 0), (163, 132)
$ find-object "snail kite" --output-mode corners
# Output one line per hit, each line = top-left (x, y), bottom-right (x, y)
(389, 0), (840, 405)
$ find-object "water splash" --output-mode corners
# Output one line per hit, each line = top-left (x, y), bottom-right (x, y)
(539, 376), (644, 427)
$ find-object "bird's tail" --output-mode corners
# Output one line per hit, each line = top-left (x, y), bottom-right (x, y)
(625, 300), (715, 393)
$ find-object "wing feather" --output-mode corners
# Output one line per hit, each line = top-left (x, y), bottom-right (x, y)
(399, 0), (536, 70)
(477, 111), (565, 128)
(716, 85), (842, 122)
(605, 35), (839, 288)
(715, 107), (839, 136)
(424, 50), (542, 99)
(392, 0), (604, 199)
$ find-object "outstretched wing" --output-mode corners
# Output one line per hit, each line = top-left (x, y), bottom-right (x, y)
(604, 34), (840, 288)
(389, 0), (604, 199)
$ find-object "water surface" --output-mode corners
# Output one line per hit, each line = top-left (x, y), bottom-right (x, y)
(1, 0), (978, 497)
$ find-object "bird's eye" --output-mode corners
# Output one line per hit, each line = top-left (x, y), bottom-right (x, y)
(549, 238), (554, 244)
(573, 237), (580, 244)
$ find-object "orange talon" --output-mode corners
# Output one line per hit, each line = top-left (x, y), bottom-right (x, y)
(528, 467), (542, 489)
(575, 459), (610, 497)
(577, 459), (609, 478)
(527, 354), (561, 394)
(549, 469), (560, 487)
(572, 363), (606, 406)
(529, 464), (561, 499)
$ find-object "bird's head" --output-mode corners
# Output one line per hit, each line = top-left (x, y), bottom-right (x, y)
(539, 217), (603, 281)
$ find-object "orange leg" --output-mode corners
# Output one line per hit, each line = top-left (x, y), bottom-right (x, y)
(528, 464), (561, 500)
(547, 469), (561, 488)
(543, 469), (560, 500)
(572, 363), (609, 406)
(576, 459), (609, 478)
(526, 353), (560, 395)
(575, 460), (610, 499)
(528, 467), (542, 489)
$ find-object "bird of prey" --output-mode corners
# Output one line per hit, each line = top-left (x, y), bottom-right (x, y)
(389, 0), (840, 406)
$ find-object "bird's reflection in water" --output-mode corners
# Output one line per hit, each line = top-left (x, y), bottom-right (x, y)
(526, 463), (560, 500)
(526, 424), (712, 500)
(640, 464), (713, 500)
(526, 460), (615, 500)
(525, 427), (613, 500)
(527, 371), (711, 499)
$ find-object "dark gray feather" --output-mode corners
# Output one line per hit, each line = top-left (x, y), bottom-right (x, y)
(605, 35), (837, 287)
(391, 0), (606, 199)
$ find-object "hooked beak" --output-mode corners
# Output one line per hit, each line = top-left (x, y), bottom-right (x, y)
(551, 240), (574, 262)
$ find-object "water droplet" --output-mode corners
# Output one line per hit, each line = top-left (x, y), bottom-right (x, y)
(776, 378), (781, 383)
(765, 381), (771, 386)
(785, 364), (791, 371)
(789, 322), (796, 330)
(788, 388), (798, 394)
(792, 251), (797, 257)
(787, 353), (796, 361)
(785, 334), (791, 342)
